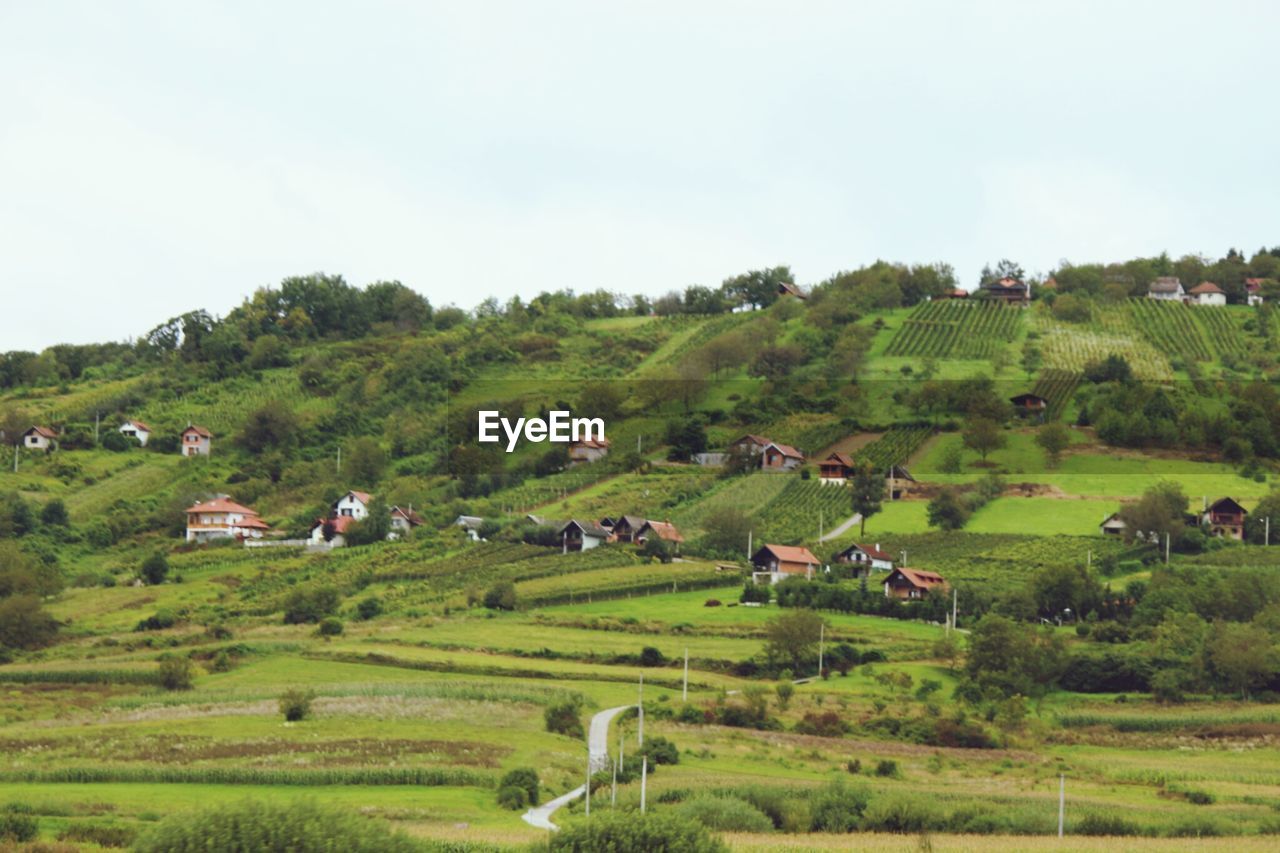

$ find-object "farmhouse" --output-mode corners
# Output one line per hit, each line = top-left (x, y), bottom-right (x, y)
(310, 513), (357, 547)
(22, 426), (57, 451)
(454, 514), (484, 541)
(818, 452), (855, 484)
(559, 519), (611, 551)
(569, 437), (610, 464)
(835, 542), (895, 575)
(1147, 277), (1185, 300)
(118, 420), (152, 446)
(882, 567), (947, 600)
(1100, 512), (1127, 536)
(1202, 497), (1246, 540)
(983, 277), (1029, 305)
(777, 281), (807, 300)
(1188, 281), (1226, 306)
(728, 434), (771, 458)
(934, 288), (969, 300)
(1010, 393), (1049, 418)
(180, 424), (212, 457)
(750, 544), (821, 585)
(609, 514), (647, 543)
(333, 490), (372, 519)
(886, 464), (915, 500)
(1245, 278), (1265, 306)
(185, 496), (269, 543)
(762, 442), (804, 471)
(390, 505), (424, 538)
(634, 520), (683, 554)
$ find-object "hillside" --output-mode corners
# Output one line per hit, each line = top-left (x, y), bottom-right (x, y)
(4, 262), (1280, 849)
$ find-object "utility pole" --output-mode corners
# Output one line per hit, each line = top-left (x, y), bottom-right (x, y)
(611, 757), (617, 806)
(747, 530), (752, 561)
(1165, 532), (1171, 564)
(336, 445), (341, 475)
(1058, 774), (1065, 838)
(952, 588), (958, 633)
(637, 675), (644, 746)
(640, 757), (648, 813)
(817, 623), (825, 677)
(585, 753), (591, 816)
(682, 648), (689, 702)
(94, 411), (100, 446)
(1266, 516), (1271, 546)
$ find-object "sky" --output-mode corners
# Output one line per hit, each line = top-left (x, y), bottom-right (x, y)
(2, 1), (1278, 352)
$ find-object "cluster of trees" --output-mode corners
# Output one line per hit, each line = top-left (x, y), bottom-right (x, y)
(0, 542), (60, 656)
(1050, 247), (1280, 305)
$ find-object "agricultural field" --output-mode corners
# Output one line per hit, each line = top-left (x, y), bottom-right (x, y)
(885, 301), (1023, 359)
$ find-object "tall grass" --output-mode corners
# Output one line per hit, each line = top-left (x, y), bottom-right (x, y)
(0, 766), (493, 788)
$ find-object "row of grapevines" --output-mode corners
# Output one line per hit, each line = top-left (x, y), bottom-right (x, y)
(885, 301), (1021, 359)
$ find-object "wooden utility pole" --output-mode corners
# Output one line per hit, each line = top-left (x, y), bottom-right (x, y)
(640, 757), (648, 813)
(1058, 774), (1065, 837)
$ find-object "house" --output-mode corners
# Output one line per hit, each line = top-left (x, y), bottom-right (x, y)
(390, 505), (424, 538)
(569, 438), (610, 465)
(1100, 512), (1127, 537)
(635, 520), (683, 554)
(882, 567), (947, 600)
(728, 435), (771, 458)
(454, 514), (484, 541)
(934, 288), (969, 300)
(180, 424), (212, 457)
(777, 282), (807, 300)
(818, 452), (856, 484)
(21, 426), (57, 451)
(1202, 497), (1247, 540)
(185, 496), (269, 543)
(983, 277), (1029, 305)
(761, 442), (804, 471)
(835, 543), (895, 576)
(1147, 277), (1185, 301)
(886, 465), (915, 500)
(309, 513), (357, 547)
(1188, 281), (1226, 307)
(750, 544), (821, 585)
(559, 519), (611, 552)
(1245, 278), (1265, 306)
(610, 514), (647, 543)
(118, 420), (152, 446)
(332, 490), (372, 520)
(1010, 393), (1049, 420)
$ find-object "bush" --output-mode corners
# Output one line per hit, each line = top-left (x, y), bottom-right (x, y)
(140, 552), (169, 585)
(317, 617), (344, 636)
(639, 646), (667, 667)
(860, 794), (942, 833)
(57, 823), (136, 847)
(794, 711), (849, 737)
(496, 785), (527, 810)
(282, 586), (340, 624)
(740, 582), (771, 604)
(676, 795), (773, 833)
(279, 688), (315, 722)
(809, 781), (870, 833)
(133, 799), (424, 852)
(483, 580), (517, 611)
(544, 698), (584, 739)
(0, 811), (37, 842)
(100, 430), (131, 452)
(546, 810), (728, 853)
(356, 597), (383, 620)
(1076, 812), (1140, 836)
(639, 735), (679, 765)
(498, 767), (539, 806)
(874, 759), (900, 778)
(135, 609), (177, 632)
(157, 655), (195, 690)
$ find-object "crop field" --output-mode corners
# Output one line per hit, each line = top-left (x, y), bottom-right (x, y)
(1030, 368), (1080, 420)
(854, 426), (932, 469)
(755, 478), (856, 543)
(1126, 298), (1215, 361)
(885, 300), (1023, 359)
(1036, 323), (1174, 381)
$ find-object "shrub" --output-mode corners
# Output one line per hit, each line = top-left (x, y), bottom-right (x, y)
(639, 646), (667, 667)
(676, 795), (773, 832)
(639, 735), (679, 766)
(704, 598), (722, 607)
(157, 655), (195, 691)
(133, 799), (424, 852)
(1076, 812), (1139, 836)
(809, 781), (870, 833)
(356, 597), (383, 620)
(794, 711), (849, 737)
(279, 688), (315, 722)
(282, 586), (340, 624)
(0, 811), (37, 842)
(57, 823), (136, 847)
(496, 786), (527, 810)
(483, 580), (517, 611)
(546, 810), (728, 853)
(874, 759), (900, 778)
(544, 698), (584, 739)
(860, 794), (942, 833)
(135, 609), (177, 632)
(140, 552), (170, 585)
(498, 768), (539, 806)
(317, 617), (344, 637)
(1183, 789), (1214, 805)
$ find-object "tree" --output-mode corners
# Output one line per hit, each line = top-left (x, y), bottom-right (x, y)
(0, 595), (58, 650)
(140, 552), (170, 586)
(664, 419), (708, 462)
(1020, 343), (1043, 379)
(849, 463), (882, 537)
(964, 614), (1067, 697)
(39, 499), (69, 528)
(158, 654), (195, 690)
(341, 437), (387, 486)
(1117, 481), (1188, 546)
(498, 768), (540, 807)
(544, 697), (584, 738)
(721, 266), (794, 310)
(1035, 421), (1071, 468)
(483, 579), (517, 611)
(927, 488), (969, 531)
(763, 609), (826, 674)
(236, 401), (299, 454)
(1205, 622), (1277, 699)
(749, 345), (805, 381)
(1244, 489), (1280, 544)
(701, 507), (754, 557)
(962, 417), (1005, 464)
(577, 381), (625, 422)
(344, 496), (391, 546)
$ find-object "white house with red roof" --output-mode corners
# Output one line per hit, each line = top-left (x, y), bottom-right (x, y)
(1245, 278), (1266, 306)
(185, 496), (269, 543)
(180, 424), (212, 457)
(333, 490), (372, 520)
(22, 426), (57, 451)
(119, 420), (152, 446)
(835, 542), (895, 574)
(1188, 281), (1226, 306)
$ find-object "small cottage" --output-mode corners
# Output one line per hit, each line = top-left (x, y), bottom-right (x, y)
(634, 520), (683, 554)
(1245, 278), (1265, 306)
(180, 424), (213, 457)
(983, 277), (1029, 305)
(22, 426), (57, 451)
(390, 506), (424, 538)
(609, 514), (647, 543)
(777, 282), (807, 300)
(886, 465), (915, 500)
(882, 567), (947, 600)
(750, 544), (821, 585)
(836, 543), (895, 575)
(1147, 277), (1185, 300)
(761, 442), (804, 471)
(1202, 497), (1246, 540)
(559, 519), (611, 552)
(333, 490), (372, 520)
(1100, 512), (1127, 537)
(1010, 393), (1049, 417)
(1189, 282), (1226, 306)
(185, 496), (269, 543)
(569, 438), (610, 465)
(818, 452), (856, 484)
(454, 514), (484, 541)
(119, 420), (152, 446)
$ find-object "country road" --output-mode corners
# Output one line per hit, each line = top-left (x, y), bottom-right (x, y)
(522, 704), (634, 831)
(819, 512), (861, 542)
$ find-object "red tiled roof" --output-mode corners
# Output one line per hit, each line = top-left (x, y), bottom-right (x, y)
(185, 497), (259, 516)
(884, 567), (947, 589)
(1245, 278), (1264, 291)
(24, 426), (57, 439)
(823, 452), (855, 467)
(571, 438), (611, 449)
(1189, 281), (1224, 295)
(183, 424), (212, 438)
(122, 420), (153, 433)
(390, 505), (424, 526)
(765, 442), (804, 460)
(758, 544), (820, 565)
(639, 520), (684, 543)
(346, 490), (373, 505)
(855, 544), (892, 561)
(732, 434), (771, 448)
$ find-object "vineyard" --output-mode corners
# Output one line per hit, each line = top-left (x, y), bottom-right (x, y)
(756, 477), (854, 543)
(1196, 305), (1252, 360)
(1035, 323), (1174, 381)
(1126, 299), (1213, 361)
(884, 300), (1023, 359)
(1030, 368), (1081, 420)
(854, 425), (931, 469)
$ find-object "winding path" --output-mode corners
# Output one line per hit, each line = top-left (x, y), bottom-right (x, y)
(819, 512), (861, 542)
(522, 704), (635, 831)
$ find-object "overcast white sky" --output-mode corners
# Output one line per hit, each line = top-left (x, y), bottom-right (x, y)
(2, 1), (1277, 351)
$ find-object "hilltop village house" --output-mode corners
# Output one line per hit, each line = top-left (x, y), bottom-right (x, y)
(1010, 393), (1049, 420)
(819, 452), (855, 484)
(835, 543), (895, 577)
(886, 465), (915, 500)
(751, 544), (821, 585)
(22, 426), (57, 451)
(390, 506), (424, 538)
(882, 567), (948, 600)
(983, 277), (1030, 305)
(1189, 282), (1227, 306)
(569, 438), (610, 465)
(608, 515), (647, 543)
(559, 519), (611, 552)
(1203, 497), (1247, 540)
(1100, 512), (1128, 537)
(634, 520), (684, 555)
(762, 442), (804, 471)
(309, 491), (422, 547)
(119, 420), (152, 446)
(1246, 278), (1266, 306)
(1147, 277), (1185, 300)
(180, 424), (212, 457)
(185, 496), (269, 543)
(557, 516), (685, 554)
